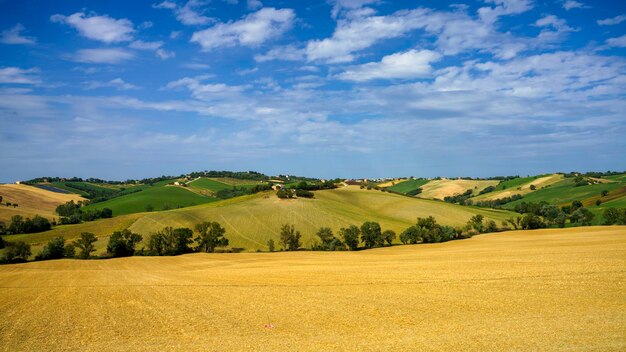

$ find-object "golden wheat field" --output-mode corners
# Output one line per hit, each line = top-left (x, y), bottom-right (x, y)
(1, 226), (625, 351)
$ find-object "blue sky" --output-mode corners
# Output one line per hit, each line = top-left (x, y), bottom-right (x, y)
(0, 0), (625, 182)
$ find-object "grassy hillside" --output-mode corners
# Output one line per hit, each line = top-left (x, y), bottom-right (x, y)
(418, 179), (500, 200)
(187, 177), (232, 195)
(82, 185), (217, 216)
(128, 186), (516, 251)
(1, 226), (624, 351)
(471, 174), (564, 202)
(0, 184), (85, 223)
(386, 178), (429, 194)
(504, 177), (625, 209)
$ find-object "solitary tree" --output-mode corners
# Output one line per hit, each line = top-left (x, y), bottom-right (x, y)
(107, 229), (142, 257)
(360, 221), (383, 248)
(267, 238), (275, 252)
(279, 224), (301, 251)
(339, 225), (360, 250)
(194, 222), (228, 253)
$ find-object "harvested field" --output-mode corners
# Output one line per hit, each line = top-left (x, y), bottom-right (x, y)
(0, 226), (624, 351)
(0, 184), (85, 223)
(418, 179), (500, 200)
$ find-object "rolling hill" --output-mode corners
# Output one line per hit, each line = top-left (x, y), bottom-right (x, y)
(3, 186), (517, 255)
(0, 184), (85, 223)
(416, 179), (500, 200)
(469, 174), (564, 202)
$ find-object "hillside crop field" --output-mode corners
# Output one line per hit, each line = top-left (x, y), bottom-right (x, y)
(417, 179), (500, 200)
(128, 186), (516, 251)
(0, 226), (624, 351)
(385, 178), (429, 194)
(0, 184), (84, 223)
(82, 185), (217, 216)
(470, 174), (564, 202)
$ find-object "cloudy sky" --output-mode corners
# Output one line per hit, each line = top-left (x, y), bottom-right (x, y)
(0, 0), (625, 182)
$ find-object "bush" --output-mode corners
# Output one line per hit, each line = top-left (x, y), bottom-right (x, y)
(604, 208), (626, 225)
(520, 214), (546, 230)
(295, 189), (314, 198)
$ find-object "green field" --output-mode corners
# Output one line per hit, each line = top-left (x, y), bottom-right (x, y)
(386, 178), (430, 194)
(187, 177), (232, 193)
(504, 178), (626, 209)
(494, 176), (537, 191)
(82, 185), (217, 216)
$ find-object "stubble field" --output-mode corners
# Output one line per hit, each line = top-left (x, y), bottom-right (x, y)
(0, 226), (624, 351)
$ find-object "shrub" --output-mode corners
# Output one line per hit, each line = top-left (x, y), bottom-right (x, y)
(295, 189), (314, 198)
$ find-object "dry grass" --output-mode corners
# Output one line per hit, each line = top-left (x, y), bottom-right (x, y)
(418, 179), (500, 200)
(0, 184), (85, 223)
(0, 226), (624, 351)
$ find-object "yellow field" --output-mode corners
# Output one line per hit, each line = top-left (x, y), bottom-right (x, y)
(471, 174), (564, 202)
(418, 179), (500, 200)
(0, 226), (624, 351)
(0, 184), (85, 223)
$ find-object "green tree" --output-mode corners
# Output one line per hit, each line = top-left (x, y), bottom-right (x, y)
(194, 222), (228, 253)
(35, 237), (67, 260)
(603, 208), (624, 225)
(520, 214), (546, 230)
(382, 230), (396, 246)
(571, 208), (594, 226)
(360, 221), (383, 249)
(73, 232), (98, 259)
(172, 227), (194, 254)
(145, 204), (154, 212)
(468, 214), (484, 233)
(339, 225), (360, 250)
(399, 226), (420, 244)
(2, 241), (31, 263)
(279, 224), (301, 251)
(107, 229), (142, 257)
(267, 238), (275, 252)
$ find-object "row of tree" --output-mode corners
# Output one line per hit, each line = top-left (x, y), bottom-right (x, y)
(0, 215), (51, 236)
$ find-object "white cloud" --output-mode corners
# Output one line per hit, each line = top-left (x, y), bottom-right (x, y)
(191, 7), (295, 51)
(51, 12), (134, 43)
(152, 1), (177, 10)
(139, 21), (154, 29)
(156, 48), (176, 59)
(254, 45), (304, 62)
(170, 31), (182, 39)
(598, 15), (626, 26)
(329, 0), (379, 19)
(478, 0), (533, 24)
(562, 0), (587, 10)
(84, 78), (139, 90)
(164, 76), (245, 100)
(338, 49), (442, 81)
(606, 35), (626, 48)
(247, 0), (263, 10)
(129, 40), (164, 50)
(306, 8), (430, 63)
(0, 67), (41, 84)
(154, 0), (213, 26)
(0, 24), (36, 45)
(72, 48), (135, 64)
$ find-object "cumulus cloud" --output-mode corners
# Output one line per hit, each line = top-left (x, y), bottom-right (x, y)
(606, 35), (626, 48)
(72, 48), (135, 64)
(247, 0), (263, 10)
(153, 0), (213, 26)
(51, 12), (134, 43)
(478, 0), (533, 24)
(338, 49), (442, 81)
(129, 40), (164, 50)
(0, 67), (41, 84)
(0, 24), (36, 45)
(164, 76), (246, 100)
(191, 7), (295, 51)
(562, 0), (588, 10)
(84, 78), (139, 90)
(598, 15), (626, 26)
(254, 45), (304, 62)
